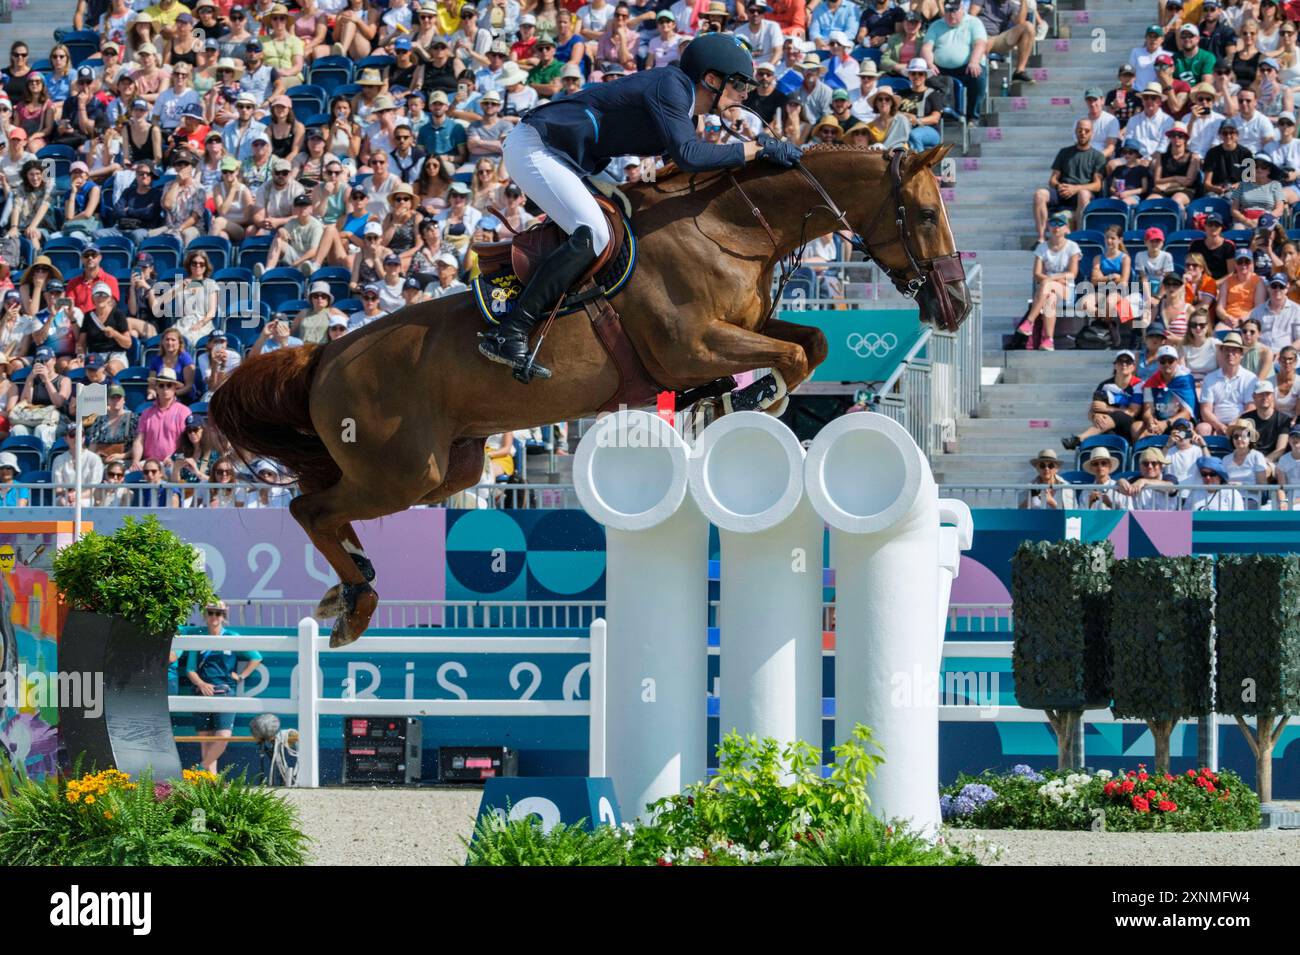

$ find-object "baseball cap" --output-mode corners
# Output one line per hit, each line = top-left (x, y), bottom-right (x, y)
(350, 186), (368, 200)
(91, 281), (113, 297)
(45, 279), (65, 293)
(403, 276), (423, 291)
(519, 12), (536, 25)
(1144, 226), (1165, 241)
(1279, 111), (1297, 125)
(85, 354), (105, 370)
(34, 346), (54, 362)
(77, 66), (94, 82)
(131, 97), (149, 111)
(907, 57), (929, 74)
(1269, 273), (1290, 287)
(1146, 24), (1164, 35)
(1235, 248), (1253, 260)
(1179, 23), (1199, 35)
(448, 180), (471, 195)
(106, 383), (124, 397)
(383, 253), (402, 265)
(1123, 137), (1144, 154)
(207, 329), (227, 342)
(904, 10), (923, 21)
(364, 221), (384, 236)
(395, 37), (413, 50)
(362, 283), (382, 297)
(2, 290), (19, 304)
(271, 156), (292, 171)
(943, 0), (962, 9)
(136, 252), (155, 267)
(435, 252), (459, 268)
(1263, 57), (1281, 71)
(293, 193), (314, 207)
(70, 160), (89, 174)
(831, 89), (850, 101)
(1084, 87), (1103, 99)
(828, 30), (851, 47)
(1115, 350), (1136, 362)
(1155, 52), (1174, 65)
(1048, 211), (1071, 226)
(561, 63), (583, 79)
(429, 90), (449, 105)
(245, 40), (262, 52)
(328, 314), (349, 328)
(1156, 344), (1180, 360)
(236, 90), (257, 105)
(1204, 211), (1225, 226)
(184, 413), (203, 429)
(180, 102), (203, 118)
(1255, 378), (1277, 393)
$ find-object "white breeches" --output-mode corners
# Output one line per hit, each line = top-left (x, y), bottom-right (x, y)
(502, 123), (612, 256)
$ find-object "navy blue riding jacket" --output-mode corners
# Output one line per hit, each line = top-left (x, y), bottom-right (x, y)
(521, 65), (746, 177)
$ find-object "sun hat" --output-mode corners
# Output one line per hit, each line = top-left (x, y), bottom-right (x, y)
(906, 57), (929, 73)
(28, 255), (65, 281)
(480, 89), (502, 103)
(387, 182), (416, 204)
(0, 452), (21, 474)
(149, 365), (181, 386)
(800, 55), (824, 71)
(811, 114), (842, 137)
(1196, 456), (1231, 481)
(1029, 448), (1061, 466)
(357, 68), (384, 86)
(1219, 331), (1245, 349)
(1138, 447), (1170, 466)
(498, 62), (529, 87)
(857, 60), (878, 76)
(1083, 446), (1121, 473)
(309, 280), (334, 302)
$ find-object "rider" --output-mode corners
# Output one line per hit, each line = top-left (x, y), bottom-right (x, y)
(478, 31), (804, 381)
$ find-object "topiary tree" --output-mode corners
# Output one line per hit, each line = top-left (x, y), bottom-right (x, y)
(1011, 540), (1113, 769)
(1108, 557), (1215, 774)
(1214, 554), (1300, 804)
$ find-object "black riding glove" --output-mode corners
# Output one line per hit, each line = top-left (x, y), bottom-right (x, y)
(758, 138), (802, 169)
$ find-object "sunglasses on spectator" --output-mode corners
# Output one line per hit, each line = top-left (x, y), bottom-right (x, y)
(362, 292), (380, 299)
(1190, 322), (1208, 328)
(1141, 460), (1162, 468)
(1158, 357), (1177, 363)
(1200, 471), (1220, 479)
(106, 470), (125, 479)
(143, 467), (161, 474)
(1035, 461), (1059, 470)
(206, 609), (226, 617)
(10, 51), (28, 59)
(51, 53), (68, 60)
(274, 170), (290, 175)
(393, 195), (413, 202)
(214, 467), (233, 476)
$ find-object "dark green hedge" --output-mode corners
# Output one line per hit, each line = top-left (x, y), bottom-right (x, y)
(1011, 540), (1113, 710)
(1215, 554), (1300, 718)
(1108, 557), (1215, 721)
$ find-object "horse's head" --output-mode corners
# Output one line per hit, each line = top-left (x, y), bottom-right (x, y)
(839, 144), (971, 332)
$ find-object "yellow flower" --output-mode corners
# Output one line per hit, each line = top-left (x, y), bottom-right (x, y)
(103, 811), (113, 820)
(84, 794), (95, 804)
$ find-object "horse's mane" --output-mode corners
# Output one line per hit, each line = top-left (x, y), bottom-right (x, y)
(630, 143), (889, 193)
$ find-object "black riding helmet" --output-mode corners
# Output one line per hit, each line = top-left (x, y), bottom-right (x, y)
(679, 32), (756, 89)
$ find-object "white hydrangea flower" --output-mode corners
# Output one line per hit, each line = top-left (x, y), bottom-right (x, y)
(1096, 769), (1113, 780)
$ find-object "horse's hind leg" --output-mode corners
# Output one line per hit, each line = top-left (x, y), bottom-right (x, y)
(290, 482), (393, 648)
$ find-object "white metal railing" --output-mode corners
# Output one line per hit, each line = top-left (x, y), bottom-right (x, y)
(936, 483), (1286, 511)
(169, 619), (609, 787)
(213, 599), (606, 630)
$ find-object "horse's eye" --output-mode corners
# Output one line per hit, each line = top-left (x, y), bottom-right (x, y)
(921, 208), (938, 224)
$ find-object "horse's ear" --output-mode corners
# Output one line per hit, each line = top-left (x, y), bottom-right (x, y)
(906, 143), (953, 174)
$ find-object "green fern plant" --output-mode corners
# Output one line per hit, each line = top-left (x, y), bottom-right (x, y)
(463, 812), (628, 866)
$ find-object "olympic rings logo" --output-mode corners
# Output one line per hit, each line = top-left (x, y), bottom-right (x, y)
(846, 332), (898, 358)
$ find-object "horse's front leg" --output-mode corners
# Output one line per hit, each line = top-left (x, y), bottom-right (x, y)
(759, 318), (829, 391)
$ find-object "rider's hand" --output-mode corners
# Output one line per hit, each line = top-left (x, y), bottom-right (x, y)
(758, 138), (802, 169)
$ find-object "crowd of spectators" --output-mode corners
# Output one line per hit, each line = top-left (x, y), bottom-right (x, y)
(1008, 0), (1300, 508)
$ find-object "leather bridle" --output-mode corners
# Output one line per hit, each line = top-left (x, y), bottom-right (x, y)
(726, 125), (969, 332)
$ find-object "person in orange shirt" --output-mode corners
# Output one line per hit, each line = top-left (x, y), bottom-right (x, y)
(767, 0), (807, 37)
(1216, 248), (1266, 329)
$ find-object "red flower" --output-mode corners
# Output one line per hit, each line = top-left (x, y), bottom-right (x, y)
(1103, 781), (1119, 796)
(1146, 790), (1158, 800)
(1121, 780), (1136, 794)
(1163, 774), (1174, 782)
(1133, 796), (1150, 812)
(1127, 771), (1138, 779)
(1138, 772), (1149, 781)
(656, 858), (672, 866)
(1204, 781), (1215, 793)
(1187, 770), (1197, 777)
(1158, 800), (1177, 812)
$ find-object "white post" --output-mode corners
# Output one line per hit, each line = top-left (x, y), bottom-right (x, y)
(296, 616), (320, 787)
(804, 412), (941, 833)
(574, 410), (708, 821)
(936, 499), (974, 664)
(74, 406), (83, 537)
(687, 411), (823, 753)
(588, 617), (607, 778)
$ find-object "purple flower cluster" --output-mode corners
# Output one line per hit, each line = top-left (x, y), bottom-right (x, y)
(1011, 764), (1045, 782)
(940, 783), (998, 820)
(153, 782), (173, 801)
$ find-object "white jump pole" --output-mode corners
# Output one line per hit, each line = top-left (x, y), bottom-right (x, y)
(804, 412), (941, 833)
(937, 498), (974, 664)
(687, 411), (823, 754)
(573, 410), (709, 821)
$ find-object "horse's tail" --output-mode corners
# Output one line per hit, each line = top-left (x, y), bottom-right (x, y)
(208, 345), (341, 491)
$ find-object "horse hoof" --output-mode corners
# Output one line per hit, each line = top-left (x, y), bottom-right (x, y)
(764, 394), (790, 417)
(722, 371), (787, 415)
(315, 584), (345, 621)
(329, 582), (378, 647)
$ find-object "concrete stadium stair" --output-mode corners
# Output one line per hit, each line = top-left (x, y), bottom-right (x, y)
(3, 0), (78, 57)
(936, 0), (1148, 487)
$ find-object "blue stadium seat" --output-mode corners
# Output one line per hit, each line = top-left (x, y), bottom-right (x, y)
(186, 236), (233, 273)
(309, 57), (353, 95)
(1163, 229), (1203, 271)
(1067, 229), (1105, 280)
(1061, 469), (1092, 485)
(115, 366), (152, 409)
(1204, 435), (1232, 457)
(43, 248), (84, 277)
(334, 297), (362, 314)
(278, 298), (313, 315)
(99, 246), (134, 272)
(286, 84), (328, 123)
(139, 235), (182, 272)
(237, 235), (274, 271)
(45, 439), (69, 468)
(140, 334), (163, 367)
(45, 234), (88, 252)
(1122, 228), (1146, 261)
(1134, 197), (1182, 235)
(331, 83), (363, 99)
(1224, 229), (1252, 246)
(61, 30), (102, 66)
(0, 436), (47, 475)
(1129, 433), (1172, 467)
(355, 55), (396, 72)
(257, 268), (307, 311)
(1081, 198), (1130, 233)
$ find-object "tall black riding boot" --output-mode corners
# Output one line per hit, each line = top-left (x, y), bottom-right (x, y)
(478, 225), (598, 382)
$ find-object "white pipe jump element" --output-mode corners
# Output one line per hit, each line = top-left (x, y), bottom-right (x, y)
(804, 412), (942, 833)
(688, 411), (824, 755)
(576, 409), (970, 831)
(573, 410), (709, 821)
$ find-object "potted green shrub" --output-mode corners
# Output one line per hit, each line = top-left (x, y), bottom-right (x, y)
(52, 516), (216, 780)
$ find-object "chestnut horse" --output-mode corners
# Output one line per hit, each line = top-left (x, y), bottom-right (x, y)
(211, 143), (970, 646)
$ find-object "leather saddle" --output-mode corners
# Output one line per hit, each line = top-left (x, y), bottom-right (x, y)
(472, 194), (628, 285)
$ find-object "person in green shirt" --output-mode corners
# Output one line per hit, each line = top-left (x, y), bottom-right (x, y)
(1173, 25), (1216, 85)
(528, 37), (564, 98)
